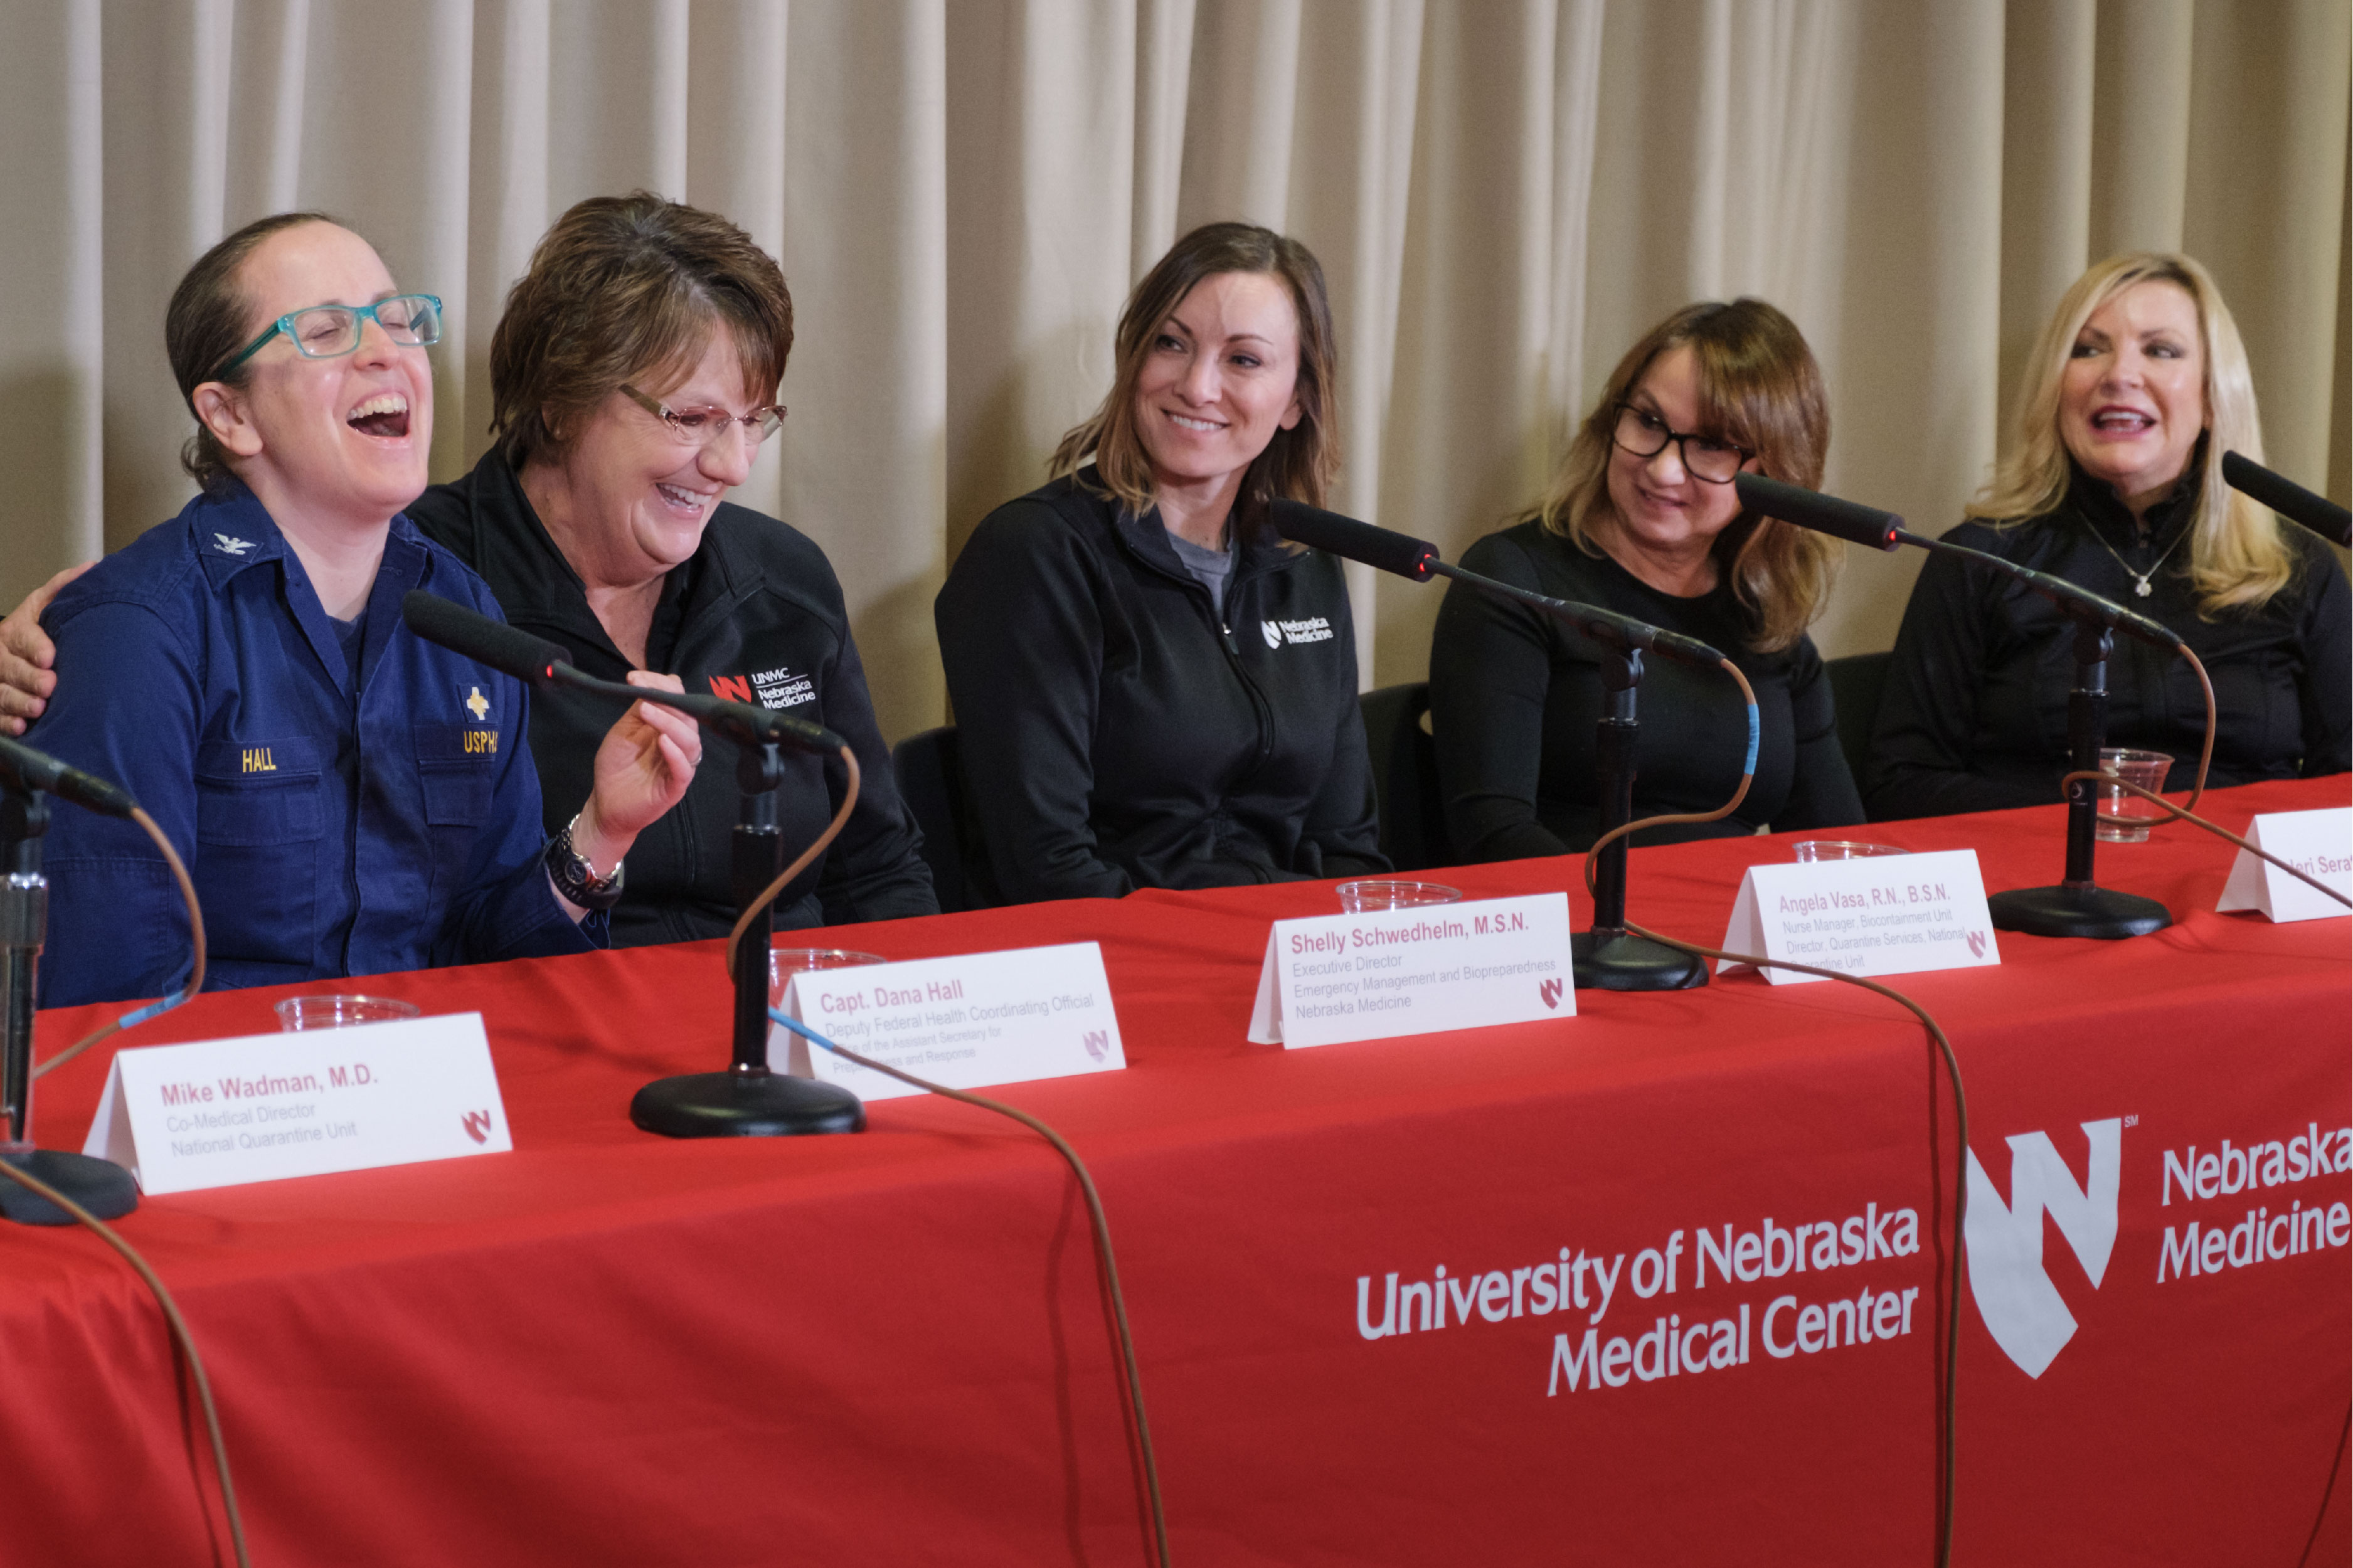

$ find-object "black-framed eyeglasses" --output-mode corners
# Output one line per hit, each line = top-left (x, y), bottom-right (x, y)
(1610, 402), (1751, 484)
(210, 294), (442, 381)
(619, 384), (785, 448)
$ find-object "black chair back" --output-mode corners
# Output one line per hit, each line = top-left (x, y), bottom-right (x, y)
(1825, 651), (1893, 782)
(1361, 682), (1453, 872)
(891, 726), (971, 914)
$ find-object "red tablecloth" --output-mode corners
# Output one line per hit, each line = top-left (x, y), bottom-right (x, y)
(6, 778), (2346, 1565)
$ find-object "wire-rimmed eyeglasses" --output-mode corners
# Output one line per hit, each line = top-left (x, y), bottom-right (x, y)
(619, 384), (785, 448)
(1610, 403), (1751, 484)
(210, 294), (443, 381)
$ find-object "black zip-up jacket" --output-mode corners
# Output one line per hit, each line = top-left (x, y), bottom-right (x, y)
(408, 450), (935, 944)
(1864, 462), (2351, 820)
(935, 470), (1387, 904)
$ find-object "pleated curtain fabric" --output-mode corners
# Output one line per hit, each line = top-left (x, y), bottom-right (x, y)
(0, 0), (2344, 741)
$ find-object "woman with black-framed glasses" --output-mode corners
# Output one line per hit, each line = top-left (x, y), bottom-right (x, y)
(1427, 297), (1863, 859)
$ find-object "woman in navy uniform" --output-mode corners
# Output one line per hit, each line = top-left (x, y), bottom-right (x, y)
(29, 213), (697, 1006)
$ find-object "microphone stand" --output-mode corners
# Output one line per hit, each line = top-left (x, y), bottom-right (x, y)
(629, 739), (864, 1138)
(1573, 645), (1709, 990)
(0, 783), (139, 1223)
(1980, 614), (2170, 940)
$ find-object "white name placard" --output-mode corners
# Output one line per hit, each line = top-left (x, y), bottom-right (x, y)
(82, 1013), (512, 1195)
(774, 942), (1125, 1102)
(2217, 808), (2353, 923)
(1718, 849), (1999, 985)
(1246, 893), (1575, 1049)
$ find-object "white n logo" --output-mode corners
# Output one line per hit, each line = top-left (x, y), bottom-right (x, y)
(1963, 1118), (2122, 1379)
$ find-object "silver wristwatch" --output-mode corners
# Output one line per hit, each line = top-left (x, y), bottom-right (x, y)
(546, 813), (625, 911)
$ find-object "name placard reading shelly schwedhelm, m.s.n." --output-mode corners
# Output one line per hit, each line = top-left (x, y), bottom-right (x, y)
(774, 942), (1127, 1102)
(1248, 893), (1576, 1049)
(83, 1013), (513, 1195)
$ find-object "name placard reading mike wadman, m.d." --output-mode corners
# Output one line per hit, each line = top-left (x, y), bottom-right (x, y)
(1716, 849), (1998, 985)
(775, 942), (1126, 1101)
(1248, 893), (1575, 1048)
(83, 1012), (512, 1195)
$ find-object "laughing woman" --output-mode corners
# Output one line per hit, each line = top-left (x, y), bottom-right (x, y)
(934, 221), (1385, 904)
(29, 213), (696, 1006)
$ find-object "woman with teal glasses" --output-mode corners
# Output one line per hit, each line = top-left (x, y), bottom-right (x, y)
(26, 211), (698, 1005)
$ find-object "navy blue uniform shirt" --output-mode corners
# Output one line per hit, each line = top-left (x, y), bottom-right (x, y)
(30, 482), (599, 1007)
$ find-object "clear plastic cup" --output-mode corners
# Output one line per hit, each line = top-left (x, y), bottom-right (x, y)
(274, 995), (422, 1031)
(1790, 840), (1909, 862)
(768, 948), (887, 1009)
(1336, 880), (1463, 913)
(2095, 749), (2175, 844)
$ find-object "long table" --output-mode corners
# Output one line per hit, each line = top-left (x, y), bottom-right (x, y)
(6, 777), (2346, 1565)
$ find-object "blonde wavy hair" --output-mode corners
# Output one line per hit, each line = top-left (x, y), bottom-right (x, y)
(1534, 299), (1837, 653)
(1051, 221), (1338, 526)
(1969, 252), (2291, 615)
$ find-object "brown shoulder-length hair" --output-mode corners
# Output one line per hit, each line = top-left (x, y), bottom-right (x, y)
(167, 210), (346, 496)
(1968, 251), (2292, 615)
(490, 192), (793, 466)
(1050, 221), (1339, 522)
(1533, 298), (1837, 652)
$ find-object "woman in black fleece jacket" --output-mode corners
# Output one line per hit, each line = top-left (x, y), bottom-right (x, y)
(935, 223), (1386, 905)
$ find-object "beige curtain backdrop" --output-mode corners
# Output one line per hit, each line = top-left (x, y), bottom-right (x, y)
(1, 0), (2345, 744)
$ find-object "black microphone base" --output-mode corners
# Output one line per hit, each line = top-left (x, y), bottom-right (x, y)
(1989, 883), (2171, 941)
(0, 1147), (139, 1225)
(630, 1066), (865, 1138)
(1573, 928), (1709, 991)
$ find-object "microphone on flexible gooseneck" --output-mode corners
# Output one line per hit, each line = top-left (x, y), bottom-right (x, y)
(1272, 503), (1730, 670)
(399, 591), (849, 755)
(1731, 472), (2221, 943)
(1273, 500), (1756, 993)
(2221, 451), (2352, 549)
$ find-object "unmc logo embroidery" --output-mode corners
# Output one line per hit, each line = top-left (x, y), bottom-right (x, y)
(1964, 1118), (2121, 1378)
(1261, 620), (1283, 649)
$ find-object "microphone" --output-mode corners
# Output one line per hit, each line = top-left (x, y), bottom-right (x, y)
(2221, 451), (2352, 548)
(1733, 474), (2182, 653)
(400, 591), (848, 755)
(0, 736), (138, 818)
(1272, 501), (1726, 669)
(1733, 472), (1901, 551)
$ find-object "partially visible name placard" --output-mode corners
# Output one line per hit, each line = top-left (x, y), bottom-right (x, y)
(1247, 893), (1575, 1049)
(83, 1013), (512, 1195)
(2217, 808), (2353, 923)
(1718, 849), (1999, 985)
(775, 942), (1125, 1102)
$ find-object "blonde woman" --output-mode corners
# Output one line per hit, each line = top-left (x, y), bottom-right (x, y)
(1428, 299), (1861, 858)
(934, 222), (1384, 904)
(1864, 252), (2349, 819)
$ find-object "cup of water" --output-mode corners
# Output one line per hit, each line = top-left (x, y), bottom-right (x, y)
(768, 948), (887, 1010)
(2095, 749), (2174, 844)
(1336, 880), (1463, 913)
(1790, 841), (1908, 862)
(274, 995), (422, 1031)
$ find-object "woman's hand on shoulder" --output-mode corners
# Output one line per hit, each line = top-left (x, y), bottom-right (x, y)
(0, 562), (93, 734)
(574, 670), (702, 867)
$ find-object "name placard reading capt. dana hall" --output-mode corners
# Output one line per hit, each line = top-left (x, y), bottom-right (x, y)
(83, 1013), (512, 1195)
(775, 942), (1125, 1102)
(1247, 893), (1574, 1048)
(1716, 849), (1999, 985)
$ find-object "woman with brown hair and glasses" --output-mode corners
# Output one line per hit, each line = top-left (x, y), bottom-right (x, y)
(933, 221), (1386, 904)
(4, 192), (935, 945)
(1427, 299), (1863, 858)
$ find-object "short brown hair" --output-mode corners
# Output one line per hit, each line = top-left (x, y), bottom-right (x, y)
(489, 193), (794, 466)
(1051, 221), (1339, 525)
(1534, 299), (1837, 652)
(167, 210), (344, 496)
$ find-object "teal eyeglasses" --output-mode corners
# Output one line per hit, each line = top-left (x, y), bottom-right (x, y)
(208, 294), (443, 381)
